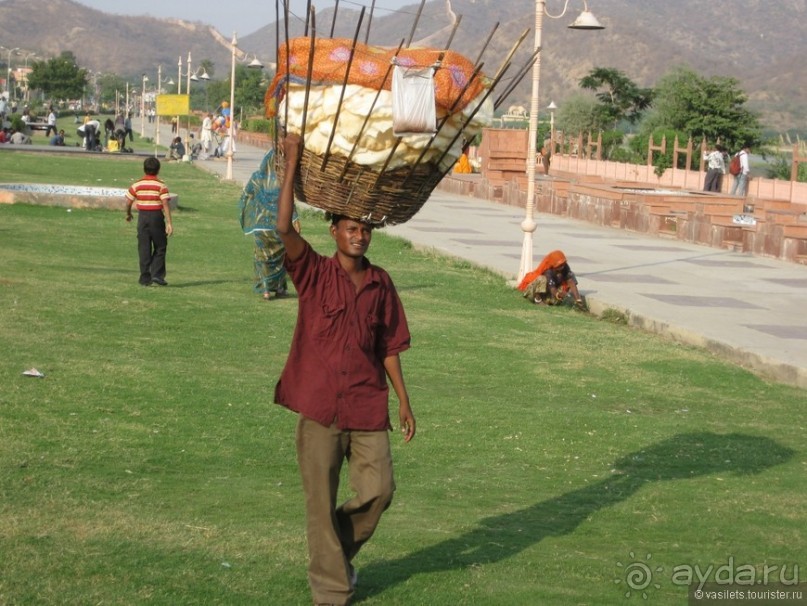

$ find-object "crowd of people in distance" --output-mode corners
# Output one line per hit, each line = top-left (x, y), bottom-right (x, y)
(161, 102), (237, 162)
(196, 101), (238, 161)
(0, 97), (242, 161)
(0, 126), (32, 144)
(0, 98), (35, 144)
(0, 100), (135, 152)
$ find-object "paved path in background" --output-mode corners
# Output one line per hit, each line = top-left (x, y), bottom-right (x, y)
(388, 194), (807, 389)
(67, 124), (807, 388)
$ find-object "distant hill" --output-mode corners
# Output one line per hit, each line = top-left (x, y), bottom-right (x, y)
(0, 0), (236, 81)
(1, 0), (804, 133)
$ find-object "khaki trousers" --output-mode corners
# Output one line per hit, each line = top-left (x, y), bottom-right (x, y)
(296, 416), (395, 605)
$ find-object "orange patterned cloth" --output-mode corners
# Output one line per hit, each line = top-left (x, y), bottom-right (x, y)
(265, 37), (487, 118)
(517, 250), (568, 292)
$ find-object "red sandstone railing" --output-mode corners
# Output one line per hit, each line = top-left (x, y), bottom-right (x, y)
(549, 154), (807, 205)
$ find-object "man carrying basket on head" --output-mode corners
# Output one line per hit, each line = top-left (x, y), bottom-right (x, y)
(274, 133), (416, 606)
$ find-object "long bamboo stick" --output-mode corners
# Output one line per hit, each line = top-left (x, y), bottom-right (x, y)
(337, 40), (406, 183)
(329, 0), (340, 38)
(283, 0), (291, 132)
(299, 7), (317, 144)
(427, 30), (533, 187)
(406, 0), (427, 47)
(494, 48), (540, 110)
(320, 7), (367, 170)
(364, 0), (376, 45)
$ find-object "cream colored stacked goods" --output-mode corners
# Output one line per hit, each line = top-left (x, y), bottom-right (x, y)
(279, 83), (492, 173)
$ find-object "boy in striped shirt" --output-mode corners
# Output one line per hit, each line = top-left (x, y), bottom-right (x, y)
(125, 157), (174, 286)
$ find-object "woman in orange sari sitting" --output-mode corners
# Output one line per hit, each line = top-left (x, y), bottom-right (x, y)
(454, 152), (472, 173)
(517, 250), (585, 308)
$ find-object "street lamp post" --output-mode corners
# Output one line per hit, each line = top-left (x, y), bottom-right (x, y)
(517, 1), (604, 283)
(154, 65), (176, 145)
(547, 100), (557, 149)
(225, 33), (263, 180)
(226, 33), (238, 180)
(3, 47), (19, 101)
(176, 55), (183, 143)
(186, 51), (192, 98)
(173, 52), (211, 153)
(140, 74), (149, 137)
(186, 62), (210, 148)
(21, 52), (36, 103)
(190, 67), (210, 113)
(155, 64), (162, 145)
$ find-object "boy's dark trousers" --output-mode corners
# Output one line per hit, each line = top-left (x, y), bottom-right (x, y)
(137, 210), (168, 285)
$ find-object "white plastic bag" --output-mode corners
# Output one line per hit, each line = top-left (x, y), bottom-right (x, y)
(392, 64), (437, 136)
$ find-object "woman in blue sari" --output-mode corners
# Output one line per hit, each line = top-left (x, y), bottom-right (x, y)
(239, 148), (300, 300)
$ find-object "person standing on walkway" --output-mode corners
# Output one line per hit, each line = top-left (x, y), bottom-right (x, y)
(125, 157), (174, 286)
(200, 112), (213, 159)
(274, 133), (416, 606)
(220, 116), (238, 158)
(540, 136), (552, 175)
(730, 144), (751, 197)
(703, 144), (727, 192)
(124, 112), (134, 143)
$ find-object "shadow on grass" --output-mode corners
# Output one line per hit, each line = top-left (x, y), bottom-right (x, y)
(358, 432), (794, 600)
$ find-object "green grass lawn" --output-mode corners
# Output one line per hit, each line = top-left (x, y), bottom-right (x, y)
(1, 152), (805, 605)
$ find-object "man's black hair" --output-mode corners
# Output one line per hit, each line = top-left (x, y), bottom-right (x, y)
(328, 213), (374, 228)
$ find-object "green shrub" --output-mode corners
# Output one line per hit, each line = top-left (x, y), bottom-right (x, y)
(600, 129), (625, 159)
(764, 151), (807, 182)
(9, 114), (25, 132)
(242, 118), (274, 136)
(609, 146), (643, 164)
(632, 128), (695, 170)
(654, 153), (672, 178)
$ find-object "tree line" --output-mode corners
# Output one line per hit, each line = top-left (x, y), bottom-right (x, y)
(23, 52), (269, 122)
(547, 66), (800, 179)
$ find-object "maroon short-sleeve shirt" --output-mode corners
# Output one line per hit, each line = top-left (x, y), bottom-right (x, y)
(274, 242), (411, 430)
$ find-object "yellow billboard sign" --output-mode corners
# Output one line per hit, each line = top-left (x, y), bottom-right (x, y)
(156, 94), (190, 116)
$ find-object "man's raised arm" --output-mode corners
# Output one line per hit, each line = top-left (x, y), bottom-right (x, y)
(277, 134), (305, 261)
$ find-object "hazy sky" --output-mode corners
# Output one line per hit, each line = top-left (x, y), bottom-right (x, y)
(74, 0), (419, 37)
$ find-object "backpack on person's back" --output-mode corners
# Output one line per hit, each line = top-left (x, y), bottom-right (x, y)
(729, 152), (742, 176)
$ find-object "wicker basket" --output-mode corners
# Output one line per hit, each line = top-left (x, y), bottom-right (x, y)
(275, 147), (446, 226)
